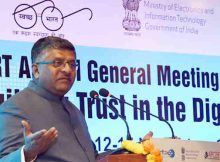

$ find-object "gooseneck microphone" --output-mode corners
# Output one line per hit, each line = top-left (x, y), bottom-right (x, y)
(89, 90), (132, 140)
(99, 88), (175, 139)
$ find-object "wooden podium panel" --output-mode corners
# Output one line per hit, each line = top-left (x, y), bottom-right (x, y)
(97, 138), (220, 162)
(97, 154), (146, 162)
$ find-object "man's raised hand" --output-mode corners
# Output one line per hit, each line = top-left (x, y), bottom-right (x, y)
(21, 120), (58, 162)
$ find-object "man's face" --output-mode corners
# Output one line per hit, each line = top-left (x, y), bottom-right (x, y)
(33, 49), (77, 96)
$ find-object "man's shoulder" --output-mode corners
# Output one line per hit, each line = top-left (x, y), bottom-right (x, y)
(0, 87), (36, 110)
(4, 87), (33, 100)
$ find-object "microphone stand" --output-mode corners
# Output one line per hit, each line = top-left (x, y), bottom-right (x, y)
(92, 95), (132, 140)
(109, 94), (175, 139)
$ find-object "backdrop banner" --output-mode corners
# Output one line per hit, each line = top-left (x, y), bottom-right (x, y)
(0, 0), (219, 152)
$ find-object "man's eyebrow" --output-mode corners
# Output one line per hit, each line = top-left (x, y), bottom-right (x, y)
(53, 58), (76, 61)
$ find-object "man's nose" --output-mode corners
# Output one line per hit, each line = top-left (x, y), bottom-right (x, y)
(61, 62), (72, 73)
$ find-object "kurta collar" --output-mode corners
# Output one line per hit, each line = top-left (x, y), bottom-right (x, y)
(28, 79), (63, 102)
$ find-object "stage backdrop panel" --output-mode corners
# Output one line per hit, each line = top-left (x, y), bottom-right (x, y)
(0, 0), (220, 153)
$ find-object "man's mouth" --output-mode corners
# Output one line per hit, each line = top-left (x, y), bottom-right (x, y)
(57, 77), (71, 82)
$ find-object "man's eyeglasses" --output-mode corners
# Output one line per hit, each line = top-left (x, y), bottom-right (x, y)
(36, 59), (78, 70)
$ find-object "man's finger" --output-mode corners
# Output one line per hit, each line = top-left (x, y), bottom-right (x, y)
(41, 127), (58, 141)
(143, 131), (153, 141)
(30, 129), (47, 141)
(21, 120), (32, 136)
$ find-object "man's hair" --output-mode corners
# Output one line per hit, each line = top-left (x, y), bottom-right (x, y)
(31, 36), (76, 63)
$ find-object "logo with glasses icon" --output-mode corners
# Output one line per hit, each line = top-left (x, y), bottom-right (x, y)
(13, 0), (93, 31)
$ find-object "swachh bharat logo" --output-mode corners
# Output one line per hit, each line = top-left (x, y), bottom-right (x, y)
(12, 0), (93, 31)
(122, 0), (141, 31)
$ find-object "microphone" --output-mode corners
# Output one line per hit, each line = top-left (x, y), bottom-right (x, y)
(89, 90), (132, 140)
(99, 88), (176, 139)
(90, 90), (99, 99)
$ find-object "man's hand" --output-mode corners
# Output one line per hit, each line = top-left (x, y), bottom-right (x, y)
(142, 131), (153, 141)
(21, 120), (58, 162)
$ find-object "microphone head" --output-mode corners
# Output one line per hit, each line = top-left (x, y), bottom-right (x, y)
(90, 90), (99, 98)
(99, 88), (109, 97)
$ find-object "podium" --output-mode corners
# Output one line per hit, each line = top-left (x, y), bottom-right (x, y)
(98, 154), (146, 162)
(97, 138), (220, 162)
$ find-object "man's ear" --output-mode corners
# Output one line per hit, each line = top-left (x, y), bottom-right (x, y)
(32, 64), (40, 79)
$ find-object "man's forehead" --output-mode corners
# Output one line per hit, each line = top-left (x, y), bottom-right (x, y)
(43, 49), (76, 59)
